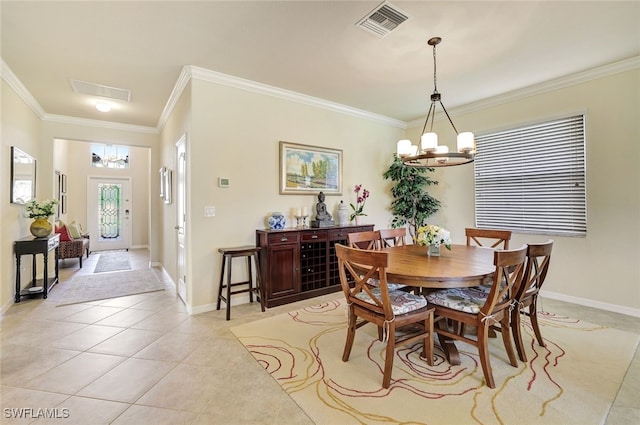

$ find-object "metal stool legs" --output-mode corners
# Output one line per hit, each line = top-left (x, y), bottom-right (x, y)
(217, 246), (265, 320)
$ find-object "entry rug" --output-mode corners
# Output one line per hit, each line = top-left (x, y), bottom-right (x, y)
(94, 251), (132, 273)
(231, 299), (639, 425)
(57, 269), (165, 306)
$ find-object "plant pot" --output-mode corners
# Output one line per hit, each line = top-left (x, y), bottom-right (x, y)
(354, 216), (361, 225)
(30, 217), (52, 238)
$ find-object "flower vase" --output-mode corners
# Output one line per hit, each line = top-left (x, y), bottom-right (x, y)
(427, 244), (440, 257)
(30, 217), (52, 238)
(354, 216), (361, 225)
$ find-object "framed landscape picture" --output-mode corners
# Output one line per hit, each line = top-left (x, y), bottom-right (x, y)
(279, 142), (342, 195)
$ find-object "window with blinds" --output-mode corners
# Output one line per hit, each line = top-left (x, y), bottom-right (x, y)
(474, 114), (586, 236)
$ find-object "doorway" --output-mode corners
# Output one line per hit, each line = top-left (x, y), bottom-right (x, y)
(87, 177), (132, 252)
(176, 135), (187, 304)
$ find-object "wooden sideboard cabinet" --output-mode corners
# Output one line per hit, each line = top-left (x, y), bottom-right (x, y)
(256, 225), (374, 307)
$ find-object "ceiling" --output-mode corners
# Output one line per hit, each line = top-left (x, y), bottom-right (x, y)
(2, 1), (639, 129)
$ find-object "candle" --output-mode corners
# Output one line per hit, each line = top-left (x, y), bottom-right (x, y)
(296, 208), (302, 217)
(301, 207), (308, 216)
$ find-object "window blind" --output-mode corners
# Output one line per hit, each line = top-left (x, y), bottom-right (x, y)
(474, 114), (586, 236)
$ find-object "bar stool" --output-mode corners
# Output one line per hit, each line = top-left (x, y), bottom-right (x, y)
(217, 246), (265, 320)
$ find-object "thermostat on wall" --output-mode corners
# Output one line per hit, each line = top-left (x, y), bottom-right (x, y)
(218, 177), (230, 188)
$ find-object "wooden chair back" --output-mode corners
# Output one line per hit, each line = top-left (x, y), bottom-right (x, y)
(347, 230), (382, 250)
(379, 228), (408, 248)
(336, 243), (435, 388)
(511, 240), (553, 361)
(336, 243), (393, 320)
(485, 246), (527, 318)
(517, 240), (553, 303)
(465, 228), (512, 249)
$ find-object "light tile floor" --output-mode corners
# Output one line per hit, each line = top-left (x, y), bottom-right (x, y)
(1, 249), (638, 424)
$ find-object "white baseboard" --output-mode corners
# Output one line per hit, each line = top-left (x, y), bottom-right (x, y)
(540, 290), (640, 318)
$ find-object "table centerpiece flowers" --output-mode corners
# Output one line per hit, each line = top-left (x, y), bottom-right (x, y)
(349, 184), (370, 224)
(416, 224), (451, 256)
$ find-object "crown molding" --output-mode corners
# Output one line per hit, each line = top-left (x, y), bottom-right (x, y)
(43, 114), (158, 134)
(407, 56), (640, 128)
(164, 65), (407, 130)
(1, 59), (46, 118)
(2, 58), (158, 134)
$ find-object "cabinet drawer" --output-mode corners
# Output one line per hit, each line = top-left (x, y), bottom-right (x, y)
(48, 235), (60, 250)
(267, 232), (299, 245)
(328, 229), (350, 240)
(301, 230), (327, 242)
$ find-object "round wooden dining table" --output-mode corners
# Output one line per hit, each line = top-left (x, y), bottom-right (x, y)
(382, 244), (495, 288)
(381, 244), (496, 365)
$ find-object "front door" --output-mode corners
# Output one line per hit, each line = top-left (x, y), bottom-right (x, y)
(87, 177), (131, 252)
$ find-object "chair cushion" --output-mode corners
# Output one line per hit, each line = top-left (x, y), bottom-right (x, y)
(355, 288), (428, 315)
(55, 225), (73, 242)
(365, 277), (407, 291)
(425, 286), (490, 314)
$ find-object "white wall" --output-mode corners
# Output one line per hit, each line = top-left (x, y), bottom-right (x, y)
(159, 78), (405, 313)
(414, 69), (640, 315)
(1, 80), (43, 309)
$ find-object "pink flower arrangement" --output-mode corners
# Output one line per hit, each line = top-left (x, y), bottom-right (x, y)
(349, 184), (370, 221)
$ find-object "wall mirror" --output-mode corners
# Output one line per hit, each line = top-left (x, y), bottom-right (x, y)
(11, 146), (36, 204)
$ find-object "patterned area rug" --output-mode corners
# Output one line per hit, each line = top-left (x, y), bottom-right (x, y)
(57, 269), (165, 306)
(93, 251), (132, 273)
(231, 299), (638, 425)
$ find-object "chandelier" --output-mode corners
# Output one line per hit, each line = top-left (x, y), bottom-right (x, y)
(397, 37), (474, 167)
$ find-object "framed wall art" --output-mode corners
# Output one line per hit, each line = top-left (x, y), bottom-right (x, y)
(279, 141), (342, 195)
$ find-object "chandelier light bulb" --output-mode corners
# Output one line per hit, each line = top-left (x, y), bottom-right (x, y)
(397, 139), (413, 157)
(421, 132), (438, 152)
(457, 132), (475, 153)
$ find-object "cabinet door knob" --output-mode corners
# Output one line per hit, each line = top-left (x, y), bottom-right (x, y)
(311, 235), (318, 239)
(281, 237), (288, 242)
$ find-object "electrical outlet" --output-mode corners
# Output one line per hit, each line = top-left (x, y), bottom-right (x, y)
(204, 206), (216, 217)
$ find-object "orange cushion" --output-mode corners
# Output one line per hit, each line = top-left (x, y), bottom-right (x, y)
(55, 225), (73, 242)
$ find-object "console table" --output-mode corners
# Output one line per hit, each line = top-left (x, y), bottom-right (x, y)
(256, 224), (373, 307)
(14, 233), (60, 302)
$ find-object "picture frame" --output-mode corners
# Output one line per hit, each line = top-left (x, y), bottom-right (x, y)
(279, 141), (342, 195)
(163, 168), (172, 204)
(159, 167), (166, 199)
(61, 194), (67, 214)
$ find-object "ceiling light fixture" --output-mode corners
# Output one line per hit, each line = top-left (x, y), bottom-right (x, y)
(397, 37), (474, 167)
(95, 101), (112, 112)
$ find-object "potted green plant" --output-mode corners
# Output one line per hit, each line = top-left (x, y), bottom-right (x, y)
(383, 154), (441, 242)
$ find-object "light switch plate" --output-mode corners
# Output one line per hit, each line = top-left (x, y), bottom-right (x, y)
(204, 206), (216, 217)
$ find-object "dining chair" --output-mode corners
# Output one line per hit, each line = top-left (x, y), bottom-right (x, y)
(347, 230), (382, 250)
(465, 228), (512, 249)
(348, 230), (409, 292)
(335, 243), (435, 389)
(511, 240), (553, 362)
(426, 245), (527, 388)
(379, 228), (409, 248)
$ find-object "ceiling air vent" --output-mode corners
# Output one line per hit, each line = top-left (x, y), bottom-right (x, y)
(356, 1), (409, 37)
(70, 79), (131, 102)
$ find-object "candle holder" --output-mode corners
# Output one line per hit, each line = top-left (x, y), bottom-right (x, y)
(295, 215), (309, 229)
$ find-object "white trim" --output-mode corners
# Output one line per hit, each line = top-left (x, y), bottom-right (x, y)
(5, 55), (638, 134)
(1, 59), (46, 118)
(166, 65), (407, 130)
(43, 114), (158, 134)
(407, 56), (640, 128)
(540, 289), (640, 318)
